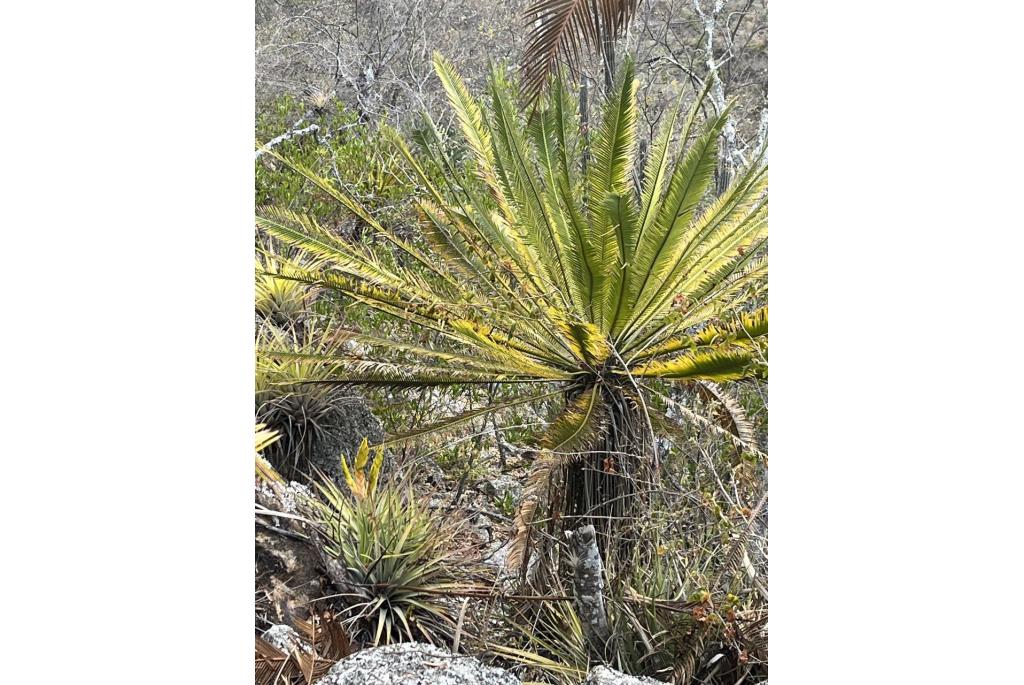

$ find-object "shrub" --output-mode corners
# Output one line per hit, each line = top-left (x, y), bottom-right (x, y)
(493, 508), (767, 683)
(255, 95), (420, 231)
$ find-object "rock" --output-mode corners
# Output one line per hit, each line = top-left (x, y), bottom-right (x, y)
(308, 394), (385, 484)
(583, 665), (669, 685)
(480, 538), (517, 592)
(256, 477), (313, 516)
(256, 479), (324, 625)
(566, 525), (611, 657)
(471, 513), (493, 540)
(262, 624), (312, 655)
(314, 642), (520, 685)
(255, 527), (326, 626)
(417, 457), (446, 488)
(480, 474), (522, 501)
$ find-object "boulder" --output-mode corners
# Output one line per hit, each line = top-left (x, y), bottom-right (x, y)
(314, 642), (520, 685)
(255, 527), (326, 625)
(583, 665), (670, 685)
(255, 479), (326, 626)
(308, 394), (385, 483)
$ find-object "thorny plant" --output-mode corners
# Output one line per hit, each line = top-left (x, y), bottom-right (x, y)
(310, 438), (482, 647)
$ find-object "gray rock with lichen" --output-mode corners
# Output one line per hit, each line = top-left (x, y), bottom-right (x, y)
(313, 642), (520, 685)
(479, 473), (522, 501)
(583, 665), (669, 685)
(262, 624), (312, 655)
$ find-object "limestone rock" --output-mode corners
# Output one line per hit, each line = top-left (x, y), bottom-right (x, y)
(261, 624), (312, 655)
(314, 642), (520, 685)
(583, 665), (669, 685)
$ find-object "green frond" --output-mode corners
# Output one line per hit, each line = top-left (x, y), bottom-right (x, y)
(583, 62), (638, 328)
(630, 345), (759, 382)
(291, 358), (540, 387)
(259, 146), (388, 234)
(631, 307), (767, 363)
(432, 52), (504, 202)
(604, 192), (641, 335)
(450, 319), (575, 378)
(489, 73), (575, 308)
(263, 329), (553, 378)
(256, 208), (445, 306)
(587, 60), (638, 211)
(635, 96), (683, 249)
(538, 384), (608, 454)
(255, 423), (281, 456)
(548, 309), (611, 367)
(623, 105), (732, 338)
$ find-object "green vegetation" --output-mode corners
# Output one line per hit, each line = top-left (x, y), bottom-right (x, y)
(255, 319), (346, 480)
(254, 27), (768, 685)
(311, 439), (472, 646)
(257, 54), (767, 572)
(256, 96), (416, 226)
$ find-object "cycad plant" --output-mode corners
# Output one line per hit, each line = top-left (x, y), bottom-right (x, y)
(257, 54), (767, 573)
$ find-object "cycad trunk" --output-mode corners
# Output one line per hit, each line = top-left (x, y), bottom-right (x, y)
(527, 384), (655, 660)
(562, 384), (654, 564)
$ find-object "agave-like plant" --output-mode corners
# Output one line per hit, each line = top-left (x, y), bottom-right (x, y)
(256, 54), (767, 572)
(312, 439), (468, 646)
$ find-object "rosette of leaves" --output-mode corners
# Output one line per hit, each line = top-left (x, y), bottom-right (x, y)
(311, 438), (466, 646)
(257, 54), (767, 573)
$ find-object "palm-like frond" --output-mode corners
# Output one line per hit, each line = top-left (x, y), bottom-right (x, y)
(694, 381), (756, 447)
(521, 0), (641, 103)
(256, 55), (766, 419)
